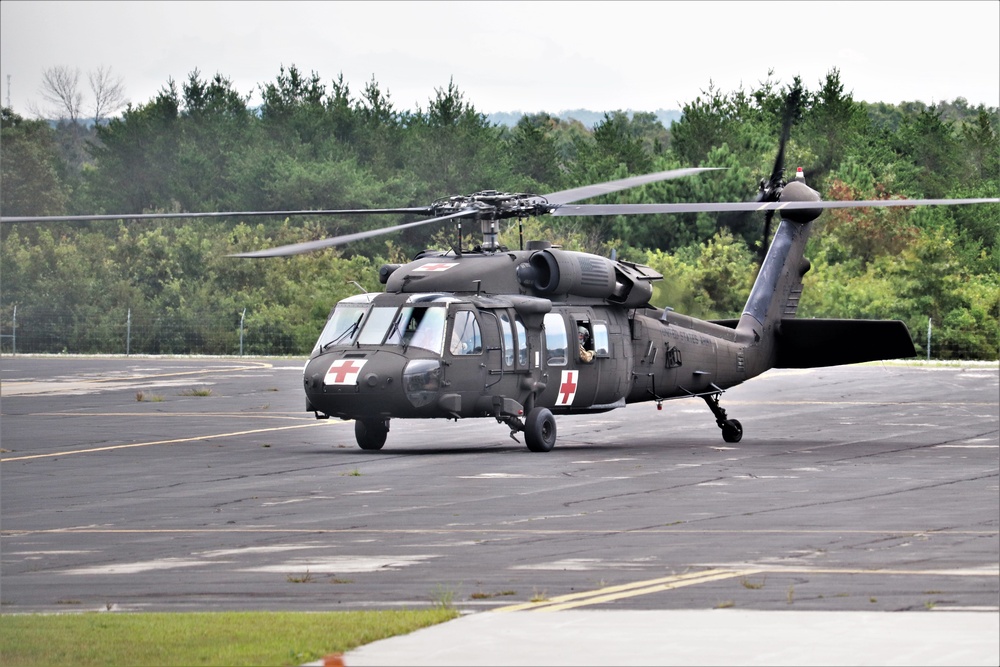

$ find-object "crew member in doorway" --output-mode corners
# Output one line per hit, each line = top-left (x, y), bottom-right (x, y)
(578, 325), (595, 363)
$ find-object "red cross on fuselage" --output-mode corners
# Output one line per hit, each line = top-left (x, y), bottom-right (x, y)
(415, 263), (455, 272)
(326, 359), (364, 384)
(558, 371), (578, 404)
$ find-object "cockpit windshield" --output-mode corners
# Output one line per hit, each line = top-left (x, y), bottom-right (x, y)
(313, 294), (375, 353)
(354, 295), (457, 355)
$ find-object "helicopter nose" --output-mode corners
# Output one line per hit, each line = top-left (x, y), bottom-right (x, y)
(303, 351), (443, 419)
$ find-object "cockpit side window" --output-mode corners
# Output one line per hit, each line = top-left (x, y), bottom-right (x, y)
(450, 310), (482, 355)
(499, 312), (515, 367)
(515, 316), (528, 366)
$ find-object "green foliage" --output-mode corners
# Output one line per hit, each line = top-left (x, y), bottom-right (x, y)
(643, 229), (755, 318)
(2, 67), (997, 358)
(1, 108), (70, 216)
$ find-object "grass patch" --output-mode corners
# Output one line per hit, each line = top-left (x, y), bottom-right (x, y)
(0, 609), (458, 667)
(179, 387), (214, 397)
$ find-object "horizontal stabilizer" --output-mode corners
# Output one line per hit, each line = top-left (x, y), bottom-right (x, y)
(776, 319), (916, 368)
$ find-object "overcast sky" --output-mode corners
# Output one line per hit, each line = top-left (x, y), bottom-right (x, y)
(2, 1), (998, 119)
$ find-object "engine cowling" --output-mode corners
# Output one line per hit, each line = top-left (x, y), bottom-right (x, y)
(520, 249), (656, 307)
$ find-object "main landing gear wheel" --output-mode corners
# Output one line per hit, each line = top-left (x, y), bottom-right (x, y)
(355, 419), (388, 451)
(702, 391), (743, 444)
(722, 419), (743, 443)
(524, 407), (557, 452)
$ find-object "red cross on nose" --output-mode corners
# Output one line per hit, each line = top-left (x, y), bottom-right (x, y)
(325, 359), (366, 384)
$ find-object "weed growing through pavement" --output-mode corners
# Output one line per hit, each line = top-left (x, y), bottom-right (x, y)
(287, 571), (314, 584)
(431, 585), (455, 610)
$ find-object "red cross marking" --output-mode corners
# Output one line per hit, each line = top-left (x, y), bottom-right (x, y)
(325, 359), (367, 385)
(414, 263), (455, 272)
(557, 370), (578, 406)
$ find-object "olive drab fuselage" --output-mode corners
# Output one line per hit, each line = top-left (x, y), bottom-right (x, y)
(302, 244), (755, 425)
(303, 182), (917, 450)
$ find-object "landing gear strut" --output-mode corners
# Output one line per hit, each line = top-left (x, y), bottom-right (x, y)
(499, 407), (557, 452)
(702, 392), (743, 443)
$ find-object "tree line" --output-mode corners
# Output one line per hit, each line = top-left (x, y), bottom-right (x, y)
(1, 66), (997, 357)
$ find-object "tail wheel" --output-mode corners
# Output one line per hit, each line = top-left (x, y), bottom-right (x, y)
(524, 407), (557, 452)
(722, 419), (743, 443)
(355, 419), (388, 451)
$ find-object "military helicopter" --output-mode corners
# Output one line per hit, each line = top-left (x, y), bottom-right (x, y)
(3, 116), (997, 453)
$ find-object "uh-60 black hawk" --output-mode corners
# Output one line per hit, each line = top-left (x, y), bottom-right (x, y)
(4, 116), (996, 453)
(217, 124), (995, 452)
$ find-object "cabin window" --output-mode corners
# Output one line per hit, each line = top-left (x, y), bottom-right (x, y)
(450, 310), (482, 355)
(592, 321), (610, 357)
(543, 313), (568, 366)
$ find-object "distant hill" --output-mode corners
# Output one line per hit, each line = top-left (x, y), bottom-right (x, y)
(487, 109), (683, 128)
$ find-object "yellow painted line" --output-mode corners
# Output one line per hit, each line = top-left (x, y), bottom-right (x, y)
(491, 565), (999, 613)
(19, 412), (312, 421)
(495, 569), (755, 612)
(0, 421), (341, 462)
(539, 570), (760, 611)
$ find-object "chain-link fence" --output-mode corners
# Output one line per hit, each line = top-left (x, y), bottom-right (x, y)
(0, 307), (313, 357)
(0, 307), (994, 360)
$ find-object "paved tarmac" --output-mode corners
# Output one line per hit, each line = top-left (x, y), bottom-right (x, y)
(330, 608), (1000, 666)
(2, 356), (998, 666)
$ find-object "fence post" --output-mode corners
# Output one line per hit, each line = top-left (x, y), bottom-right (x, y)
(11, 305), (16, 355)
(239, 308), (246, 357)
(926, 317), (932, 361)
(127, 308), (131, 357)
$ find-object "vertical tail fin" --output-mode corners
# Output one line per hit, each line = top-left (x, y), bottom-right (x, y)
(736, 180), (822, 376)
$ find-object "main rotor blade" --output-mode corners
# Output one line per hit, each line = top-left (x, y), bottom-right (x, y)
(766, 84), (802, 191)
(543, 167), (724, 206)
(229, 208), (479, 258)
(0, 207), (435, 224)
(551, 197), (999, 216)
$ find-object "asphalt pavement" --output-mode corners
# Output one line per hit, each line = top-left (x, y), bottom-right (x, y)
(3, 357), (998, 666)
